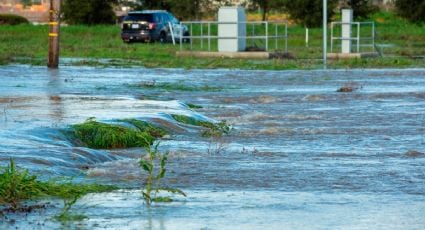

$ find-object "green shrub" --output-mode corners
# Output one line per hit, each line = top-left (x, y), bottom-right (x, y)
(71, 119), (154, 149)
(62, 0), (117, 25)
(0, 14), (29, 25)
(395, 0), (425, 24)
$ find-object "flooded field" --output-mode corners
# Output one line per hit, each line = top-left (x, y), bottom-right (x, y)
(1, 65), (425, 229)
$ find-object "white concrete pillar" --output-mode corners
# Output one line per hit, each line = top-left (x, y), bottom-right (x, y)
(341, 9), (353, 54)
(218, 7), (246, 52)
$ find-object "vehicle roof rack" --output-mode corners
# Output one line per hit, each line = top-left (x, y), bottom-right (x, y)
(128, 10), (168, 14)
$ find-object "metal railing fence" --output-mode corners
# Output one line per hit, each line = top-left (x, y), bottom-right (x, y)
(179, 21), (288, 52)
(330, 21), (376, 53)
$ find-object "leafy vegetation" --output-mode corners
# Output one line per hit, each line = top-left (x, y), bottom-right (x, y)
(62, 0), (117, 25)
(139, 142), (186, 205)
(70, 118), (154, 149)
(395, 0), (425, 24)
(343, 0), (379, 19)
(282, 0), (339, 28)
(0, 14), (29, 25)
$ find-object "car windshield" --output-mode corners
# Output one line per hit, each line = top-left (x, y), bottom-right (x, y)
(125, 14), (153, 22)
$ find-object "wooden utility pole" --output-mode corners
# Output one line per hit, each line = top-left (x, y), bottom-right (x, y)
(48, 0), (61, 68)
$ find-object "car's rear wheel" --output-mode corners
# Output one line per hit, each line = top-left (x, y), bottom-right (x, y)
(159, 32), (167, 43)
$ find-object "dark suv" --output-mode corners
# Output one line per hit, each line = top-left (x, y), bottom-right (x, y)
(121, 10), (189, 43)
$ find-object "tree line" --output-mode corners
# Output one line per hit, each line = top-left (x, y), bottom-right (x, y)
(61, 0), (425, 26)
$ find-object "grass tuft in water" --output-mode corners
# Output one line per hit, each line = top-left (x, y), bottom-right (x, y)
(70, 118), (154, 149)
(0, 159), (45, 211)
(171, 114), (230, 137)
(186, 103), (203, 109)
(0, 159), (117, 219)
(140, 141), (186, 205)
(121, 119), (168, 138)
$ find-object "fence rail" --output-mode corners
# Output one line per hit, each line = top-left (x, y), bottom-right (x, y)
(330, 21), (375, 53)
(179, 21), (288, 52)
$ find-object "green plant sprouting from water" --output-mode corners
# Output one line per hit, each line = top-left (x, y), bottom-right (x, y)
(139, 141), (186, 205)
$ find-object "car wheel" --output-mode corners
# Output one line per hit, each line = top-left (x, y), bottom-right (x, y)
(159, 32), (167, 43)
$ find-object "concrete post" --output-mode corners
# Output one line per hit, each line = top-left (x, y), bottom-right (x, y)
(218, 7), (246, 52)
(341, 9), (353, 54)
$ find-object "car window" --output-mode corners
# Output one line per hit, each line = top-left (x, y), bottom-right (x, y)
(153, 14), (160, 23)
(125, 14), (153, 22)
(161, 13), (170, 23)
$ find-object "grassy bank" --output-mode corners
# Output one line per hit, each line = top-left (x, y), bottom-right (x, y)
(0, 11), (423, 69)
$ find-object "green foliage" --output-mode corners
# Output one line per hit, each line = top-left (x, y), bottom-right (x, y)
(121, 119), (168, 138)
(171, 114), (230, 137)
(139, 142), (185, 205)
(343, 0), (378, 19)
(0, 14), (29, 25)
(62, 0), (117, 25)
(395, 0), (425, 24)
(283, 0), (339, 28)
(0, 159), (45, 210)
(71, 118), (154, 149)
(167, 0), (209, 20)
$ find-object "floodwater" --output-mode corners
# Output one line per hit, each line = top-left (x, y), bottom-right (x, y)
(1, 65), (425, 229)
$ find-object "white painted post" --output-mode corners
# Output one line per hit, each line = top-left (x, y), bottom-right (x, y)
(218, 7), (246, 52)
(305, 27), (309, 47)
(323, 0), (327, 68)
(341, 9), (353, 54)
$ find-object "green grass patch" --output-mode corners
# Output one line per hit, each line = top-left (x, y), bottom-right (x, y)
(171, 114), (230, 137)
(70, 118), (154, 149)
(121, 119), (168, 138)
(0, 11), (424, 69)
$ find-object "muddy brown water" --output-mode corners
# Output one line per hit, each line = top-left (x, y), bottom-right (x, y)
(1, 65), (425, 229)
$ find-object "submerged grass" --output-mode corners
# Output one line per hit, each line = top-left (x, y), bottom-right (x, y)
(121, 119), (168, 138)
(171, 114), (230, 137)
(70, 118), (154, 149)
(0, 159), (117, 219)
